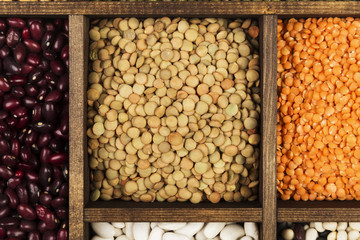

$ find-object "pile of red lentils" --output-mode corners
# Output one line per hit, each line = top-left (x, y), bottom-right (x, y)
(277, 17), (360, 201)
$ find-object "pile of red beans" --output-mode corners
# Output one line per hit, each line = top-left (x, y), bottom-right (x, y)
(0, 18), (68, 239)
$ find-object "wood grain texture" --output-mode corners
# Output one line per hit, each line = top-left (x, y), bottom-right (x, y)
(69, 15), (87, 240)
(0, 1), (267, 15)
(260, 15), (277, 240)
(84, 201), (262, 222)
(278, 201), (360, 222)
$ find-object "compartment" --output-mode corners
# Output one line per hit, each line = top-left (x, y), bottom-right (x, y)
(90, 221), (260, 240)
(276, 16), (360, 222)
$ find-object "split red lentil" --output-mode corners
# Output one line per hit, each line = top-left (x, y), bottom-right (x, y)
(277, 17), (360, 201)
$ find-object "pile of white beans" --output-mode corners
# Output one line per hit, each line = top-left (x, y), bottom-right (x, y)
(280, 222), (360, 240)
(91, 222), (259, 240)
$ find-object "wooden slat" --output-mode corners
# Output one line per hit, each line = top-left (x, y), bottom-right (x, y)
(259, 15), (277, 240)
(268, 1), (360, 16)
(69, 15), (88, 240)
(84, 201), (262, 222)
(278, 201), (360, 222)
(0, 1), (360, 16)
(0, 1), (267, 15)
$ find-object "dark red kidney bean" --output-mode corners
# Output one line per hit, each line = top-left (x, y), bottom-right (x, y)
(14, 170), (23, 179)
(60, 113), (68, 135)
(52, 166), (63, 181)
(0, 217), (19, 229)
(20, 146), (31, 162)
(45, 90), (62, 103)
(40, 147), (51, 164)
(22, 96), (37, 108)
(27, 19), (42, 26)
(36, 78), (48, 88)
(0, 121), (7, 132)
(7, 228), (26, 239)
(45, 22), (54, 32)
(0, 194), (9, 208)
(39, 165), (53, 187)
(31, 104), (42, 122)
(0, 111), (7, 120)
(37, 57), (50, 71)
(6, 28), (20, 48)
(0, 206), (10, 219)
(0, 46), (10, 59)
(15, 116), (30, 130)
(7, 18), (26, 29)
(24, 172), (38, 183)
(6, 177), (21, 189)
(60, 45), (68, 61)
(4, 188), (18, 209)
(50, 139), (65, 153)
(57, 228), (67, 240)
(0, 77), (10, 92)
(53, 128), (68, 140)
(32, 122), (54, 134)
(55, 207), (67, 220)
(28, 231), (41, 240)
(25, 84), (38, 97)
(0, 20), (5, 31)
(25, 129), (38, 146)
(14, 43), (27, 65)
(35, 205), (51, 221)
(3, 57), (22, 75)
(51, 197), (65, 209)
(26, 53), (41, 67)
(3, 97), (20, 111)
(0, 37), (4, 52)
(3, 128), (16, 141)
(37, 220), (47, 233)
(44, 212), (57, 230)
(9, 75), (26, 86)
(20, 63), (34, 75)
(42, 102), (57, 123)
(22, 27), (30, 40)
(52, 34), (64, 53)
(11, 106), (27, 118)
(23, 39), (41, 53)
(50, 179), (62, 195)
(40, 192), (52, 207)
(43, 231), (56, 240)
(16, 184), (28, 203)
(17, 162), (34, 172)
(48, 153), (67, 165)
(37, 133), (52, 148)
(11, 86), (25, 98)
(0, 227), (5, 238)
(50, 60), (65, 76)
(11, 139), (20, 157)
(28, 69), (43, 82)
(36, 87), (48, 101)
(41, 31), (54, 50)
(54, 19), (63, 30)
(0, 166), (13, 180)
(27, 182), (40, 204)
(3, 155), (18, 169)
(0, 139), (10, 155)
(29, 21), (45, 41)
(44, 71), (56, 82)
(20, 220), (36, 232)
(17, 203), (36, 220)
(43, 49), (56, 61)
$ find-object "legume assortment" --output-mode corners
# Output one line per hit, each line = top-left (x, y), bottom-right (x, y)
(278, 222), (360, 240)
(277, 17), (360, 201)
(0, 18), (69, 239)
(91, 221), (259, 240)
(87, 17), (261, 203)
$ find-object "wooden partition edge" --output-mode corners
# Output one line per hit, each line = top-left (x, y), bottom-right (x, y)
(69, 15), (87, 240)
(260, 15), (277, 240)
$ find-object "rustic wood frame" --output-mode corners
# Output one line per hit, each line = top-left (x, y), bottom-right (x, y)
(1, 2), (359, 239)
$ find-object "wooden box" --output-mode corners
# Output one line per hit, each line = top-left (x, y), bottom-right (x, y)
(1, 1), (359, 239)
